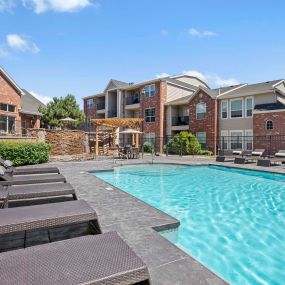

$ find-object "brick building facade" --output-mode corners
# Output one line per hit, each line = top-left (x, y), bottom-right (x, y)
(0, 68), (45, 135)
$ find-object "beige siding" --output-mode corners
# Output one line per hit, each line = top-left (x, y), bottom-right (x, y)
(174, 76), (208, 88)
(166, 84), (193, 102)
(254, 92), (277, 105)
(276, 82), (285, 94)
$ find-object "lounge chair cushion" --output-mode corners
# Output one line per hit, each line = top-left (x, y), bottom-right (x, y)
(275, 153), (285, 157)
(4, 160), (13, 167)
(0, 166), (5, 176)
(233, 150), (242, 155)
(252, 151), (263, 156)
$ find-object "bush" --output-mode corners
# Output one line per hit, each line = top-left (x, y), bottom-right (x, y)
(143, 141), (153, 153)
(166, 131), (201, 155)
(0, 142), (51, 166)
(198, 150), (213, 156)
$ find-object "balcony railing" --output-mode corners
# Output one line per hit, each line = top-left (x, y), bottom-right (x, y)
(172, 116), (189, 126)
(108, 110), (117, 118)
(126, 96), (140, 105)
(96, 102), (105, 110)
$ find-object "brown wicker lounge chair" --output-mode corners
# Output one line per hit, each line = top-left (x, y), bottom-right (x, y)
(0, 183), (77, 208)
(234, 149), (265, 164)
(0, 158), (60, 175)
(0, 231), (151, 285)
(257, 150), (285, 167)
(0, 167), (66, 186)
(0, 199), (98, 236)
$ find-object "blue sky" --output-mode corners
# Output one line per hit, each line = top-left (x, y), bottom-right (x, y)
(0, 0), (285, 106)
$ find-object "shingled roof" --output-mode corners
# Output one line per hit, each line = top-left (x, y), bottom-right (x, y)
(20, 89), (46, 116)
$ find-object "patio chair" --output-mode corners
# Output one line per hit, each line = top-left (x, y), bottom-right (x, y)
(0, 231), (151, 285)
(216, 150), (242, 162)
(0, 200), (101, 251)
(234, 149), (265, 164)
(0, 166), (66, 186)
(257, 150), (285, 167)
(0, 183), (77, 208)
(0, 158), (60, 175)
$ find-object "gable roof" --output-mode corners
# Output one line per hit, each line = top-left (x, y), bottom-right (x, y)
(165, 78), (199, 91)
(20, 89), (46, 116)
(104, 79), (129, 92)
(0, 67), (24, 95)
(170, 74), (210, 89)
(165, 94), (193, 105)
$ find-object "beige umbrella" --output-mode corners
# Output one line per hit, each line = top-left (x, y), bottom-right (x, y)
(119, 128), (142, 147)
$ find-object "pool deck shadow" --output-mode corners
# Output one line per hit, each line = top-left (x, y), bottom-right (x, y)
(45, 157), (229, 285)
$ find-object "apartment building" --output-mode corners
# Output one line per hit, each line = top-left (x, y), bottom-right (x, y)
(83, 75), (209, 150)
(0, 67), (45, 135)
(83, 75), (285, 153)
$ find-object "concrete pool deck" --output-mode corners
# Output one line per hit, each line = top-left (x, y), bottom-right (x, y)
(42, 155), (284, 284)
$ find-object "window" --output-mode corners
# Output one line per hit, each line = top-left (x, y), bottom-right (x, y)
(144, 85), (156, 98)
(266, 120), (273, 130)
(196, 132), (206, 148)
(230, 99), (243, 118)
(220, 130), (228, 150)
(0, 116), (16, 134)
(221, 100), (228, 119)
(245, 97), (253, 117)
(145, 108), (155, 122)
(196, 103), (206, 120)
(144, 133), (155, 145)
(245, 130), (253, 150)
(230, 131), (243, 150)
(87, 99), (94, 109)
(0, 103), (16, 112)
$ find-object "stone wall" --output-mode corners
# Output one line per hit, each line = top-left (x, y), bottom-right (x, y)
(27, 129), (90, 156)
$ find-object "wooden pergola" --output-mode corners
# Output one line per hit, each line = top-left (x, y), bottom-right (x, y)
(92, 118), (144, 155)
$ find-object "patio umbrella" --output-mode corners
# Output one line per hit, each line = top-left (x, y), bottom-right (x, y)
(59, 117), (78, 122)
(119, 128), (142, 134)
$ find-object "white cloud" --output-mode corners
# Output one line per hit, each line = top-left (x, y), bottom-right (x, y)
(160, 29), (168, 36)
(22, 0), (92, 13)
(155, 72), (170, 79)
(0, 0), (15, 13)
(183, 70), (239, 87)
(6, 34), (40, 53)
(0, 45), (9, 58)
(29, 90), (52, 105)
(188, 28), (217, 38)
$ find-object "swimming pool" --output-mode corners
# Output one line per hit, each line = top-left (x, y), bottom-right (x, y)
(93, 164), (285, 285)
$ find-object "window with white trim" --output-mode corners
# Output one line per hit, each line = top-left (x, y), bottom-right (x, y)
(245, 97), (253, 117)
(196, 132), (206, 148)
(221, 130), (228, 150)
(144, 85), (156, 97)
(86, 99), (94, 109)
(266, 120), (273, 130)
(230, 99), (243, 118)
(245, 129), (253, 150)
(221, 100), (228, 119)
(0, 103), (16, 112)
(230, 130), (243, 149)
(0, 116), (16, 134)
(144, 108), (155, 122)
(196, 103), (206, 120)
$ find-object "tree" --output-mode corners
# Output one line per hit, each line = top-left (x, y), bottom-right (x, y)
(166, 131), (201, 155)
(39, 94), (85, 128)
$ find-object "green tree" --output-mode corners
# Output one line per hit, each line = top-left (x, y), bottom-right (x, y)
(39, 94), (85, 128)
(166, 131), (201, 155)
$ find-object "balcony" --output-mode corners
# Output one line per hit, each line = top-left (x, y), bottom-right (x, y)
(126, 96), (140, 105)
(172, 116), (189, 126)
(96, 102), (105, 110)
(108, 110), (117, 118)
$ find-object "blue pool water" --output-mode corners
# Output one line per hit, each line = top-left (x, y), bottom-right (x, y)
(93, 164), (285, 285)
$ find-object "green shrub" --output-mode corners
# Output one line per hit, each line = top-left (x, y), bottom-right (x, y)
(198, 150), (213, 156)
(143, 141), (153, 153)
(0, 142), (51, 166)
(166, 131), (201, 155)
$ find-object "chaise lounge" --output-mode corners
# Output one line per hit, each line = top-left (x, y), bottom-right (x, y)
(0, 231), (151, 285)
(234, 149), (265, 164)
(257, 150), (285, 167)
(0, 158), (60, 175)
(0, 166), (66, 186)
(0, 183), (77, 208)
(216, 150), (242, 162)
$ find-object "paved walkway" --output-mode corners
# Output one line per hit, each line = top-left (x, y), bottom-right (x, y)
(45, 156), (284, 285)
